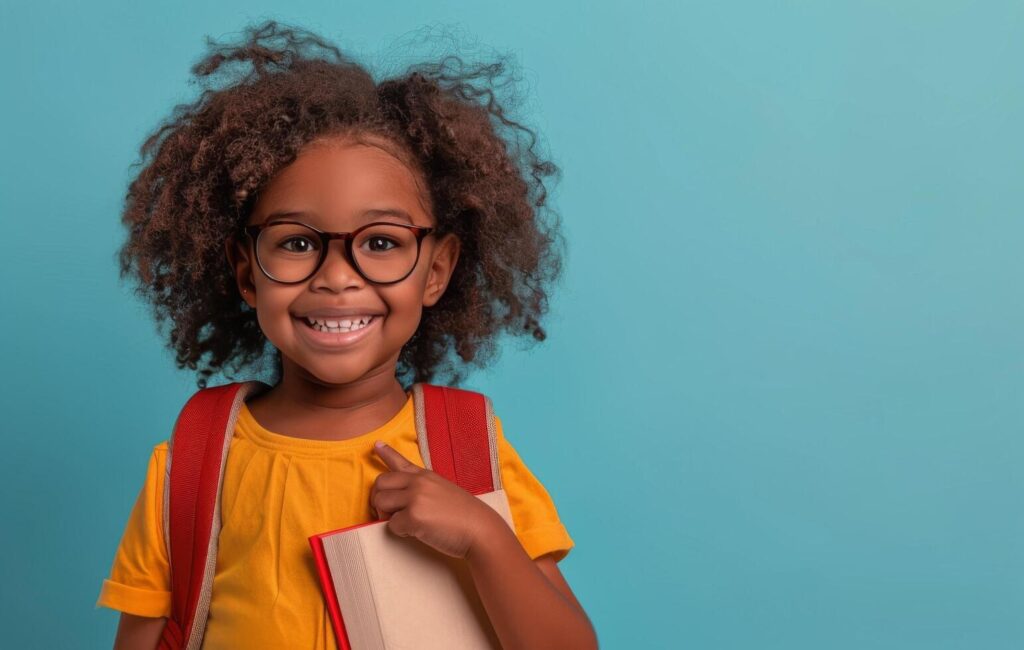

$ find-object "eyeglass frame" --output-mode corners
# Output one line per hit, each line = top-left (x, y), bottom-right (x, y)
(238, 219), (436, 285)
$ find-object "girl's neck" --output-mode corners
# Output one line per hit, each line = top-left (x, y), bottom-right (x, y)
(246, 365), (410, 442)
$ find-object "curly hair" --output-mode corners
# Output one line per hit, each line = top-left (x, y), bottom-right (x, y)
(117, 20), (566, 390)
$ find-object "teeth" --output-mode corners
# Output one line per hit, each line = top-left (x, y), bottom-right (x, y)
(304, 315), (373, 333)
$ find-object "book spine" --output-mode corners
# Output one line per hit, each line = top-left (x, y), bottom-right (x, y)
(309, 535), (353, 650)
(324, 534), (387, 650)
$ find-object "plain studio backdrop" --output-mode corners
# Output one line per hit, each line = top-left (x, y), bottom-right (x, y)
(1, 1), (1022, 648)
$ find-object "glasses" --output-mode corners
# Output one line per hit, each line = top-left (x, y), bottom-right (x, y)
(241, 220), (435, 285)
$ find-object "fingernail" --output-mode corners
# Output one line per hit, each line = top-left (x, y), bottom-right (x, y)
(374, 440), (385, 449)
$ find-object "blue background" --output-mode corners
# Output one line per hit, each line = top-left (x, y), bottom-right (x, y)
(2, 1), (1022, 648)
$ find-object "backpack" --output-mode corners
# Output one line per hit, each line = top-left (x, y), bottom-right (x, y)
(156, 380), (507, 650)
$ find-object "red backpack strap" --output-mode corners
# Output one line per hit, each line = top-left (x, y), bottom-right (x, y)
(410, 383), (503, 494)
(158, 380), (270, 650)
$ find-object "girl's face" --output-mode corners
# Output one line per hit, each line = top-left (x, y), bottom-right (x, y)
(227, 133), (460, 388)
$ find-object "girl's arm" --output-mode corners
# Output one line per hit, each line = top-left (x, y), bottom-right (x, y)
(466, 515), (598, 650)
(112, 613), (166, 650)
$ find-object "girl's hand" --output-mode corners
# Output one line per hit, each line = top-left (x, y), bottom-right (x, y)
(369, 440), (505, 560)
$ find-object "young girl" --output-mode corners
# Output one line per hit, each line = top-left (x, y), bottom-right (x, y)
(96, 20), (596, 650)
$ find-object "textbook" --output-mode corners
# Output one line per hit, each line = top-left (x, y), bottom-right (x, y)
(309, 489), (515, 650)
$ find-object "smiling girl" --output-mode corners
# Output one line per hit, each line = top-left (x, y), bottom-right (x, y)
(96, 20), (596, 650)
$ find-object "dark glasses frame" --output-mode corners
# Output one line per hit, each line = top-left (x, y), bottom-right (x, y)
(239, 220), (436, 285)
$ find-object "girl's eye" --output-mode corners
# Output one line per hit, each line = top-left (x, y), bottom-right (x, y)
(365, 236), (400, 252)
(280, 237), (316, 253)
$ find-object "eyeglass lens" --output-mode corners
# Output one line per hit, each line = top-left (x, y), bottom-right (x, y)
(256, 223), (421, 283)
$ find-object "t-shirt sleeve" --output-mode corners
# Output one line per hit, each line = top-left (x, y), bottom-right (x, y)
(494, 415), (575, 563)
(95, 441), (172, 618)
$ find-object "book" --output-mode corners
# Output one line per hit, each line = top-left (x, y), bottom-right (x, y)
(309, 489), (515, 650)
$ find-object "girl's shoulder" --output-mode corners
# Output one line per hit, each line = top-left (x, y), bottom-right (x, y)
(147, 440), (169, 467)
(152, 439), (169, 458)
(144, 441), (169, 477)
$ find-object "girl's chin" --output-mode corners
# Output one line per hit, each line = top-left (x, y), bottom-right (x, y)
(290, 357), (374, 384)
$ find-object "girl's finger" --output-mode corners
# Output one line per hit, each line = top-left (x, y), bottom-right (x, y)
(373, 441), (421, 473)
(373, 470), (414, 490)
(369, 485), (382, 519)
(369, 470), (414, 518)
(371, 487), (410, 520)
(385, 509), (414, 538)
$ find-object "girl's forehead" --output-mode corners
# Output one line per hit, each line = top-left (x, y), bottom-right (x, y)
(283, 140), (416, 189)
(254, 138), (432, 220)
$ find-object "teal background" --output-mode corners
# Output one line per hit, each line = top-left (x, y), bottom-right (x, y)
(2, 1), (1022, 648)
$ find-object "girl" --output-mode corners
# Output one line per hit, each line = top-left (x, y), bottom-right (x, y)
(96, 20), (597, 650)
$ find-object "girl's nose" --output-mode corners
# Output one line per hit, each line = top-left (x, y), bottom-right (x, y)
(308, 240), (367, 290)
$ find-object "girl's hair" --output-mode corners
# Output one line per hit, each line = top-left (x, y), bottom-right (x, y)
(118, 20), (565, 390)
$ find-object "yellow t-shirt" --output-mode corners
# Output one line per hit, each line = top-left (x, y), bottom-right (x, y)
(96, 391), (574, 648)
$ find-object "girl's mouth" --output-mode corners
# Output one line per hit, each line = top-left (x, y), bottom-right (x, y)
(294, 315), (381, 348)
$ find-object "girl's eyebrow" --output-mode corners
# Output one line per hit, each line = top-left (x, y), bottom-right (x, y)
(264, 208), (414, 225)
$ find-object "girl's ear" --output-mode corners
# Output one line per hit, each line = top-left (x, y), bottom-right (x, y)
(422, 233), (461, 308)
(225, 235), (257, 309)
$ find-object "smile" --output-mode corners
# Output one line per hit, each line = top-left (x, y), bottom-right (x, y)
(303, 315), (375, 333)
(294, 314), (381, 348)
